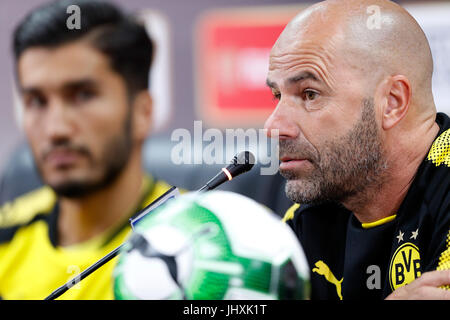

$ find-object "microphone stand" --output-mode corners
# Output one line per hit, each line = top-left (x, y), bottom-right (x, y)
(45, 245), (122, 300)
(44, 152), (255, 300)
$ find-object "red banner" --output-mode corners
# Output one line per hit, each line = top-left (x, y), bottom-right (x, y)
(195, 6), (305, 128)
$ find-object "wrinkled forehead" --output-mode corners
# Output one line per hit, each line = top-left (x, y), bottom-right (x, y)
(267, 17), (347, 90)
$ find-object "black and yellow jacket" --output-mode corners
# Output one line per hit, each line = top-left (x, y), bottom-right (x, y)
(283, 112), (450, 300)
(0, 175), (172, 300)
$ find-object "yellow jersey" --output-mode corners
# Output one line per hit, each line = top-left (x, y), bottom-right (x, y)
(0, 175), (172, 300)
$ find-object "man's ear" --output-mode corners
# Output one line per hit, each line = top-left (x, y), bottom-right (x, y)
(378, 75), (411, 130)
(131, 90), (153, 141)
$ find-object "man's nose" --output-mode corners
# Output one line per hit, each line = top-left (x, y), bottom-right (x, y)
(44, 103), (75, 141)
(264, 103), (300, 140)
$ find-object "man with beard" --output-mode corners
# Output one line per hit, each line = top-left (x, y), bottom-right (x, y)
(0, 0), (172, 299)
(265, 0), (450, 299)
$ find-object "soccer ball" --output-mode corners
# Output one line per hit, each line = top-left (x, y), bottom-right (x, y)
(113, 191), (310, 300)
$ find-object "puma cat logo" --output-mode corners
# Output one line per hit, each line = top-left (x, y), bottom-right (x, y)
(312, 260), (343, 300)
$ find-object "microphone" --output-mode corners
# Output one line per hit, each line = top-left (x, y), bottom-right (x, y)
(198, 151), (255, 192)
(44, 151), (255, 300)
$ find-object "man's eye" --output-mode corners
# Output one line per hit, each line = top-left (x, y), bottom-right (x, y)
(304, 90), (319, 101)
(25, 96), (46, 109)
(74, 89), (96, 103)
(272, 93), (281, 101)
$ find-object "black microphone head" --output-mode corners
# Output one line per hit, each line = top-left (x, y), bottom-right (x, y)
(226, 151), (255, 177)
(198, 151), (256, 192)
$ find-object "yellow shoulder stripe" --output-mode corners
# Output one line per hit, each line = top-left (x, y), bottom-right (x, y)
(427, 128), (450, 167)
(0, 186), (56, 228)
(282, 203), (300, 223)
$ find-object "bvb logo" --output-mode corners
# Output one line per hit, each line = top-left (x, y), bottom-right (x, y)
(389, 243), (421, 290)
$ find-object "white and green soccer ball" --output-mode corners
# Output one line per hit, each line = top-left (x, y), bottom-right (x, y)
(113, 191), (310, 300)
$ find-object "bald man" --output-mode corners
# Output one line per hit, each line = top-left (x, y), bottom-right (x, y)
(265, 0), (450, 300)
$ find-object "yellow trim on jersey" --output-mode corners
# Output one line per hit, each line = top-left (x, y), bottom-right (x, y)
(361, 214), (396, 229)
(0, 186), (56, 228)
(436, 229), (450, 290)
(282, 203), (300, 222)
(427, 128), (450, 167)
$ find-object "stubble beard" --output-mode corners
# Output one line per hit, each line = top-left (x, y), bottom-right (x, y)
(36, 109), (134, 199)
(281, 98), (389, 206)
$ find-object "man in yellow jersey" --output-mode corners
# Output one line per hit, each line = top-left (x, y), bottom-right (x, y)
(265, 0), (450, 299)
(0, 0), (172, 299)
